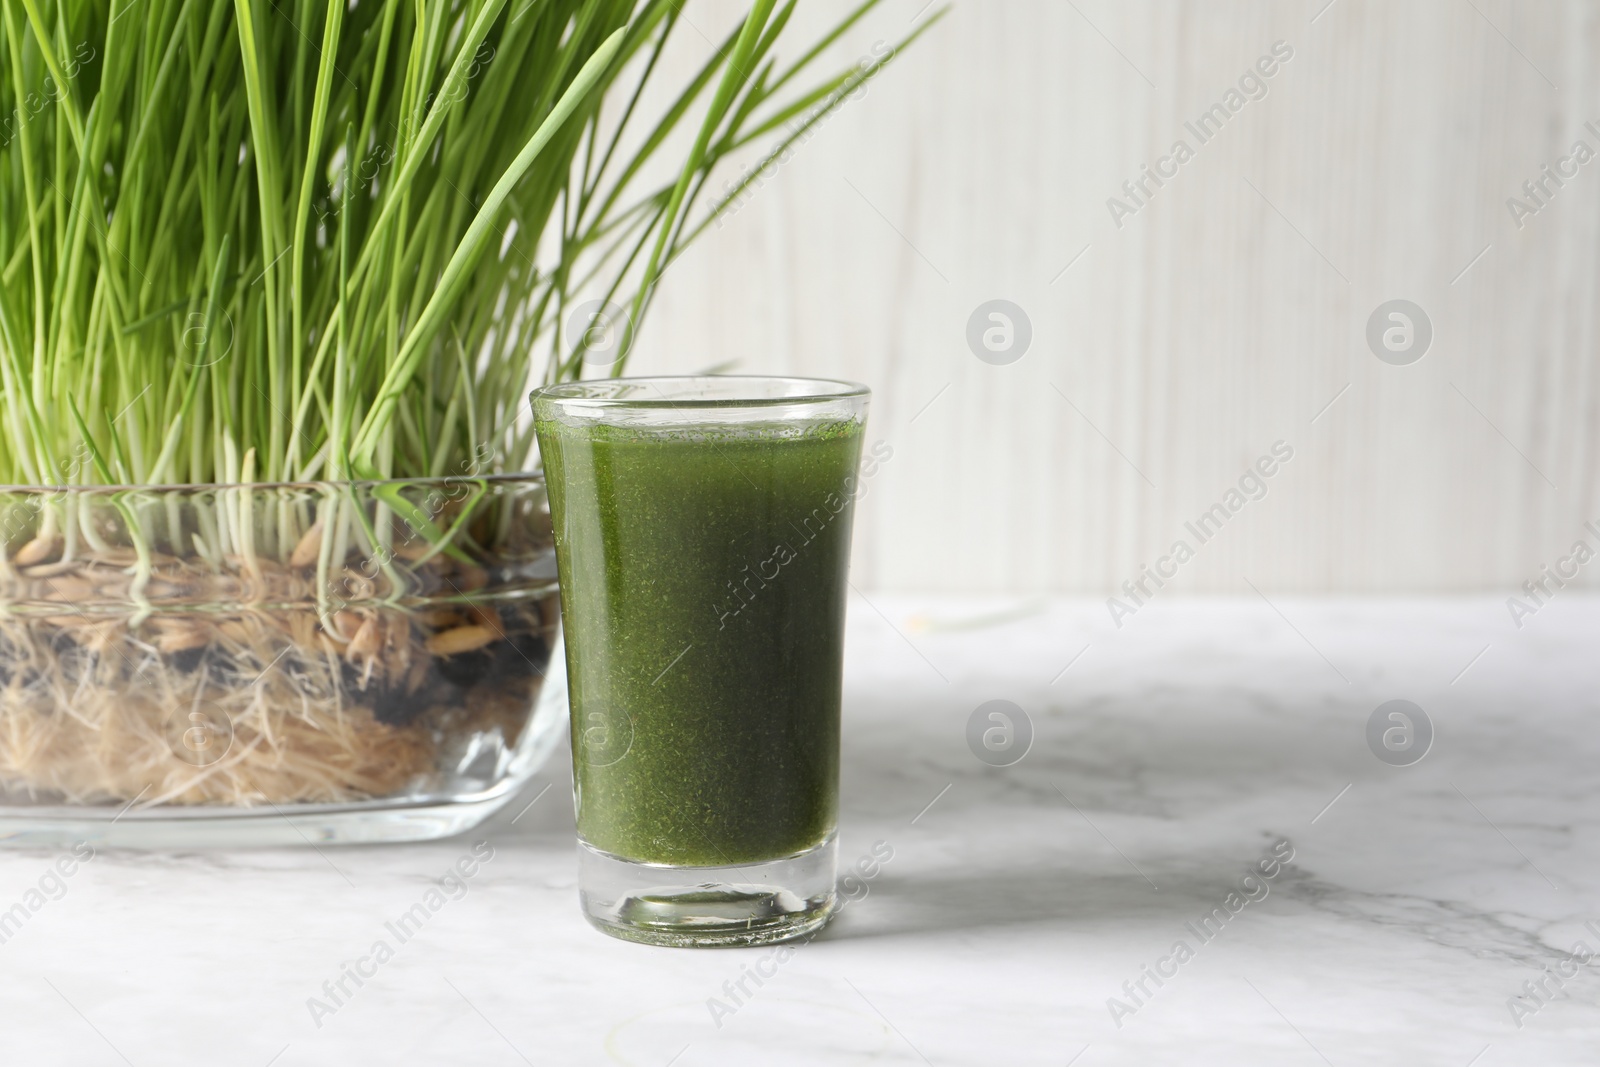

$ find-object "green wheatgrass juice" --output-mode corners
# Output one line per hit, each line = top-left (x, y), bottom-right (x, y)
(535, 415), (865, 867)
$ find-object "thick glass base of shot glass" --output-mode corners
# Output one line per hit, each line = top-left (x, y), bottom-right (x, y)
(578, 833), (837, 948)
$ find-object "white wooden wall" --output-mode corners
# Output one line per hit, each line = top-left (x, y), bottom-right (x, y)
(622, 0), (1600, 594)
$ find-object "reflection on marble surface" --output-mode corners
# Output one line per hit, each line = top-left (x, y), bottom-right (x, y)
(0, 596), (1596, 1065)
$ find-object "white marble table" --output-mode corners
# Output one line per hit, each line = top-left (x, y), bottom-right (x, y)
(2, 595), (1597, 1066)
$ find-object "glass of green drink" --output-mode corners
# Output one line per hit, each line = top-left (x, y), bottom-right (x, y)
(531, 376), (869, 947)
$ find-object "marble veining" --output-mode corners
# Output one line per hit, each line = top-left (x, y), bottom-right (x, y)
(0, 596), (1596, 1065)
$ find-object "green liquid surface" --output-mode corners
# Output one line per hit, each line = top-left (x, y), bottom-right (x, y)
(537, 417), (864, 866)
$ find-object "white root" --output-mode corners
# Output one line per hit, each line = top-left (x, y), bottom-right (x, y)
(0, 588), (554, 806)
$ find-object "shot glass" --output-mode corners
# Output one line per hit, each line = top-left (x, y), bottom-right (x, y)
(532, 376), (868, 947)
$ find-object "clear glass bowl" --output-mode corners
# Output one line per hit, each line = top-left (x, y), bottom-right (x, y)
(0, 475), (564, 847)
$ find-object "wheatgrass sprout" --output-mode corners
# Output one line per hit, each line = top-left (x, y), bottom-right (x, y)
(0, 0), (938, 494)
(0, 0), (942, 810)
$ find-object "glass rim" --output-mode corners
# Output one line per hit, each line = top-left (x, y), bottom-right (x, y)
(0, 472), (544, 497)
(531, 374), (870, 411)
